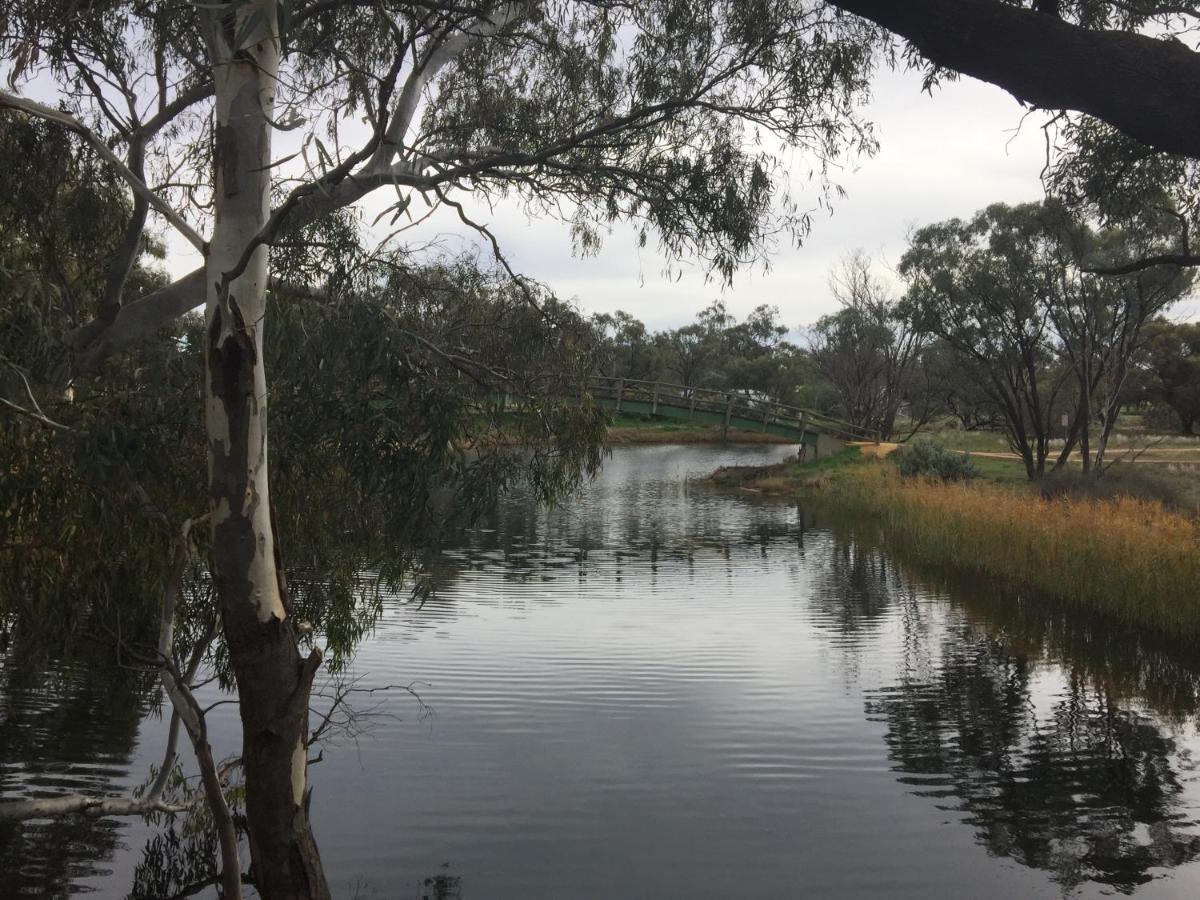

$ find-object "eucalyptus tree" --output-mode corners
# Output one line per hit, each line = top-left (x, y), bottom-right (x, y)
(0, 1), (879, 895)
(1038, 211), (1194, 471)
(901, 204), (1082, 479)
(718, 303), (797, 397)
(590, 310), (661, 381)
(657, 321), (719, 393)
(922, 339), (1002, 432)
(900, 201), (1191, 479)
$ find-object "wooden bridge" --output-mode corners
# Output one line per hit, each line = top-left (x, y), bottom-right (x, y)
(589, 376), (873, 459)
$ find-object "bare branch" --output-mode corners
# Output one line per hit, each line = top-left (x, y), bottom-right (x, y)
(0, 793), (188, 822)
(0, 365), (77, 432)
(133, 81), (214, 142)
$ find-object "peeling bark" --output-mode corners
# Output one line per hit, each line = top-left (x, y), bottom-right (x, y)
(203, 3), (329, 896)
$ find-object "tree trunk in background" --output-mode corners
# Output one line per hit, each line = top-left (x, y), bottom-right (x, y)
(204, 5), (330, 897)
(1080, 328), (1093, 474)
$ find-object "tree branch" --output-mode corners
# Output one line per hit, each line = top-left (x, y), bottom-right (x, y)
(132, 81), (214, 142)
(0, 793), (188, 822)
(0, 90), (207, 252)
(68, 268), (207, 370)
(832, 0), (1200, 159)
(1081, 253), (1200, 275)
(367, 2), (529, 172)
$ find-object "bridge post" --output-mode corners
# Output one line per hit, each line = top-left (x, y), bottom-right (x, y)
(651, 383), (659, 416)
(797, 412), (809, 461)
(688, 393), (696, 419)
(615, 378), (624, 413)
(723, 393), (733, 439)
(761, 402), (771, 432)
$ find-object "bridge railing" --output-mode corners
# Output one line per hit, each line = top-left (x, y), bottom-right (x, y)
(587, 376), (876, 443)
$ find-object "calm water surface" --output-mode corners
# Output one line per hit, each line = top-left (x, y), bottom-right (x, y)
(4, 444), (1200, 898)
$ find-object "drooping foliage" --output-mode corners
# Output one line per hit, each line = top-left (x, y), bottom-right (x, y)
(0, 119), (607, 673)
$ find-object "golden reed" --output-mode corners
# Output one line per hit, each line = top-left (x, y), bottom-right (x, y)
(828, 465), (1200, 639)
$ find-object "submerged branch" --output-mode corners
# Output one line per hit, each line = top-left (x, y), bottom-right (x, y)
(0, 793), (188, 822)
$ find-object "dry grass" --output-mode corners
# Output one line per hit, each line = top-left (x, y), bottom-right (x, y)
(741, 475), (794, 494)
(848, 441), (899, 458)
(828, 463), (1200, 640)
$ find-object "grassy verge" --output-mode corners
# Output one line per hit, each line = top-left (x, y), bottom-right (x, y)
(704, 447), (1200, 641)
(703, 445), (863, 492)
(835, 465), (1199, 638)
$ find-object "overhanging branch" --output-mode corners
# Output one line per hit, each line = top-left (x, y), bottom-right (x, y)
(832, 0), (1200, 159)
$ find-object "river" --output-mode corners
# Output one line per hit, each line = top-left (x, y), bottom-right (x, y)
(3, 444), (1200, 898)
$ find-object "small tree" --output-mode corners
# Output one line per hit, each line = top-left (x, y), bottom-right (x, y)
(657, 322), (718, 393)
(1043, 211), (1194, 471)
(901, 203), (1079, 479)
(591, 311), (661, 382)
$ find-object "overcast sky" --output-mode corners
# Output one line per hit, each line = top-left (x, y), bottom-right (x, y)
(156, 65), (1197, 331)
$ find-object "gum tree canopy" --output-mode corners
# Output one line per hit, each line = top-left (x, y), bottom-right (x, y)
(0, 1), (879, 896)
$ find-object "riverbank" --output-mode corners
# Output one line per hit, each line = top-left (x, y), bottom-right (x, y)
(606, 414), (792, 445)
(704, 448), (1200, 641)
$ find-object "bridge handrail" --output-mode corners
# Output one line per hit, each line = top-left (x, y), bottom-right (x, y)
(587, 375), (876, 442)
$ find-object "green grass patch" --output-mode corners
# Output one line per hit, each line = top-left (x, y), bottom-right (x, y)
(968, 455), (1030, 484)
(609, 413), (697, 432)
(607, 412), (792, 444)
(918, 427), (1012, 453)
(701, 445), (864, 493)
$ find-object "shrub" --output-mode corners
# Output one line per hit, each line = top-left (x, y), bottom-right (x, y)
(892, 437), (979, 482)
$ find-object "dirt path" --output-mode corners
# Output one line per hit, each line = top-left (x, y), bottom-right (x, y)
(848, 441), (1200, 465)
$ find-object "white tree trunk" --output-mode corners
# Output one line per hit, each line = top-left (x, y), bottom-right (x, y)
(203, 5), (328, 897)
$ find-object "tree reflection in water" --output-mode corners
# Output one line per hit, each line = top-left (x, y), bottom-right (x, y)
(868, 631), (1200, 892)
(0, 642), (150, 897)
(822, 519), (1200, 894)
(5, 474), (1200, 897)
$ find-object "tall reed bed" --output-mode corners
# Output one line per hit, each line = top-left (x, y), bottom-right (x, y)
(828, 465), (1200, 640)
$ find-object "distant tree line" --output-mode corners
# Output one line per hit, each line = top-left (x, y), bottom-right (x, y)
(589, 301), (805, 403)
(593, 198), (1198, 479)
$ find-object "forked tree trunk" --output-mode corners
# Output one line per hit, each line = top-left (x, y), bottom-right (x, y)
(204, 5), (329, 897)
